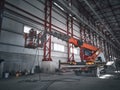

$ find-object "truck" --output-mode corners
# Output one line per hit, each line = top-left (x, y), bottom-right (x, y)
(24, 29), (106, 77)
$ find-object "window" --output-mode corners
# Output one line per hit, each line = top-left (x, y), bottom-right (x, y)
(70, 48), (78, 54)
(24, 26), (32, 33)
(54, 43), (64, 52)
(24, 25), (40, 34)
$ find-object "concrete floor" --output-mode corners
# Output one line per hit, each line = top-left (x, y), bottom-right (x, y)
(0, 71), (120, 90)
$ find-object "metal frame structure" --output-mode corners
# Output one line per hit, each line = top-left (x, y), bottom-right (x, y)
(3, 0), (120, 61)
(43, 0), (52, 61)
(67, 14), (75, 62)
(78, 0), (120, 60)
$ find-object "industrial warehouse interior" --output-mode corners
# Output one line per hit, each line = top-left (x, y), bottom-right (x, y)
(0, 0), (120, 90)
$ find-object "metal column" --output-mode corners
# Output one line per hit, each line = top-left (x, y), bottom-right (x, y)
(87, 29), (92, 44)
(80, 26), (85, 42)
(0, 0), (5, 32)
(85, 28), (89, 43)
(43, 0), (52, 61)
(103, 40), (107, 61)
(67, 15), (75, 62)
(92, 32), (96, 46)
(79, 26), (84, 61)
(90, 30), (94, 45)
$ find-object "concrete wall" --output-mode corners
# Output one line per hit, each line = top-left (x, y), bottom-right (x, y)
(0, 0), (81, 73)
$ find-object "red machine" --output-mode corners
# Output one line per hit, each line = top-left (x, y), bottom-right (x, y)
(24, 30), (106, 76)
(68, 37), (102, 65)
(45, 31), (106, 76)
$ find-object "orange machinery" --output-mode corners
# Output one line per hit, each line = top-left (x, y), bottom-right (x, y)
(24, 30), (103, 64)
(48, 31), (102, 64)
(68, 37), (101, 65)
(24, 30), (106, 76)
(46, 31), (106, 77)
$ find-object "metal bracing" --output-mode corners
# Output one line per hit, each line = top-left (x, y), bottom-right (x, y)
(103, 40), (107, 61)
(107, 0), (120, 36)
(108, 43), (111, 61)
(104, 42), (109, 61)
(100, 38), (104, 52)
(95, 33), (97, 47)
(83, 0), (120, 47)
(67, 14), (75, 62)
(105, 42), (108, 58)
(95, 34), (98, 47)
(80, 26), (86, 42)
(0, 0), (5, 32)
(112, 48), (114, 60)
(43, 0), (52, 61)
(110, 45), (113, 61)
(53, 0), (118, 50)
(89, 30), (93, 45)
(93, 33), (96, 46)
(87, 29), (91, 44)
(95, 3), (120, 12)
(107, 43), (110, 61)
(77, 0), (96, 26)
(109, 45), (112, 61)
(84, 27), (90, 44)
(97, 35), (99, 48)
(92, 0), (114, 38)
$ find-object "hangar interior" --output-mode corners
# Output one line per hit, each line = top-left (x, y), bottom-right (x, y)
(0, 0), (120, 90)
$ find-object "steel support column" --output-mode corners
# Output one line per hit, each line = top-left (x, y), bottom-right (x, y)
(104, 42), (107, 61)
(43, 0), (52, 61)
(90, 31), (94, 45)
(0, 0), (5, 32)
(95, 34), (98, 47)
(80, 26), (85, 42)
(97, 36), (100, 48)
(85, 28), (89, 43)
(92, 32), (95, 46)
(111, 45), (113, 61)
(107, 43), (110, 61)
(109, 44), (112, 61)
(79, 26), (85, 62)
(67, 15), (75, 62)
(87, 29), (91, 44)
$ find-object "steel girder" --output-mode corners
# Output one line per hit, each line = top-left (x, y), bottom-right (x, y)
(53, 0), (119, 51)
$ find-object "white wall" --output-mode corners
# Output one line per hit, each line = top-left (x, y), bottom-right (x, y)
(0, 0), (81, 73)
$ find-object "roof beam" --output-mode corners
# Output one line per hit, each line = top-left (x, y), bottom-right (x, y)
(107, 0), (120, 32)
(53, 0), (119, 50)
(91, 0), (115, 34)
(83, 0), (120, 48)
(95, 4), (120, 12)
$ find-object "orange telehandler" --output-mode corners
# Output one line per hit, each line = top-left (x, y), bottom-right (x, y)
(24, 30), (106, 77)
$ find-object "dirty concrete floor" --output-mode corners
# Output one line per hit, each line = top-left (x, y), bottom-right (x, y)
(0, 71), (120, 90)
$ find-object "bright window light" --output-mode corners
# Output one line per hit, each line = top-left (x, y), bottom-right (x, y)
(54, 43), (64, 52)
(24, 26), (40, 34)
(24, 26), (32, 33)
(70, 48), (78, 54)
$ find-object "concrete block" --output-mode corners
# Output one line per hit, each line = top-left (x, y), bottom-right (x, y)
(41, 61), (57, 73)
